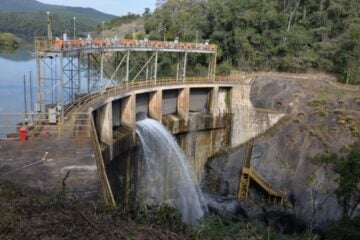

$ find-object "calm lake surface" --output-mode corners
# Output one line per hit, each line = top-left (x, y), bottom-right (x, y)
(0, 47), (37, 113)
(0, 46), (96, 114)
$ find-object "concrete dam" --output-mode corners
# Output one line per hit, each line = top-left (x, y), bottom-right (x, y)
(87, 78), (284, 211)
(2, 72), (352, 226)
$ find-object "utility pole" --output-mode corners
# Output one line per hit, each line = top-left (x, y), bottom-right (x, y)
(73, 17), (76, 39)
(46, 11), (52, 47)
(23, 75), (27, 119)
(196, 30), (199, 47)
(29, 71), (33, 113)
(102, 21), (105, 40)
(133, 24), (136, 40)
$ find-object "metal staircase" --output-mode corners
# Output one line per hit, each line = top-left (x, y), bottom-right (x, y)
(238, 139), (285, 205)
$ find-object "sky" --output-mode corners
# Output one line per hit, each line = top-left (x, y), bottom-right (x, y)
(37, 0), (157, 16)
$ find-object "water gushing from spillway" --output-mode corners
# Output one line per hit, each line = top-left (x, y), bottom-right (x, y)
(136, 117), (207, 224)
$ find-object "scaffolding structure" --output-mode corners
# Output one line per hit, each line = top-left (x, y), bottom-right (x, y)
(34, 37), (217, 122)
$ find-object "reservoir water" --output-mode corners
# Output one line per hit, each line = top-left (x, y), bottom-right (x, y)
(0, 48), (36, 113)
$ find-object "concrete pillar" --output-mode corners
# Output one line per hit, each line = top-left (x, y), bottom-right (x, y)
(149, 90), (162, 122)
(209, 86), (219, 115)
(177, 87), (189, 121)
(97, 102), (113, 160)
(121, 94), (136, 130)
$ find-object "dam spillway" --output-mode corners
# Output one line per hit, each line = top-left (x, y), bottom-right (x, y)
(136, 117), (207, 224)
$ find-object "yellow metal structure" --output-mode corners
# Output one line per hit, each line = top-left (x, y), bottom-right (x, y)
(238, 170), (251, 201)
(238, 139), (285, 205)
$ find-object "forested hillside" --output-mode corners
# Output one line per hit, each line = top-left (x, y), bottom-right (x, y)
(142, 0), (360, 84)
(0, 0), (115, 41)
(0, 12), (94, 41)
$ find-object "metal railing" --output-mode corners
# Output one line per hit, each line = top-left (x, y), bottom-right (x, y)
(1, 71), (345, 139)
(70, 71), (342, 115)
(34, 37), (217, 53)
(0, 112), (90, 139)
(89, 114), (116, 206)
(73, 77), (224, 113)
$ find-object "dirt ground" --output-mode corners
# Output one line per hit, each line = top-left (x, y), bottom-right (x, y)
(0, 181), (188, 240)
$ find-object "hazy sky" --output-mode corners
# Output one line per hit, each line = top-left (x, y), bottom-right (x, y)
(37, 0), (157, 16)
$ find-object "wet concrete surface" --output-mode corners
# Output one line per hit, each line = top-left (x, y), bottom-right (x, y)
(0, 135), (100, 203)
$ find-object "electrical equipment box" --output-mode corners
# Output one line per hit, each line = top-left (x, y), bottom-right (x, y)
(35, 103), (41, 112)
(48, 108), (57, 124)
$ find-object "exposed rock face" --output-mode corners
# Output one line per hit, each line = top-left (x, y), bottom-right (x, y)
(204, 76), (359, 228)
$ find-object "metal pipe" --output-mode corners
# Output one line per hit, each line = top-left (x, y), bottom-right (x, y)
(77, 55), (81, 93)
(183, 51), (188, 83)
(87, 54), (90, 93)
(23, 75), (28, 118)
(29, 71), (33, 112)
(126, 51), (130, 83)
(60, 53), (64, 124)
(100, 52), (104, 87)
(176, 53), (180, 80)
(73, 17), (76, 39)
(154, 51), (158, 83)
(36, 56), (42, 112)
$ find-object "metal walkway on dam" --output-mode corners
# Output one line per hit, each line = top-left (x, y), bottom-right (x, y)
(34, 36), (217, 122)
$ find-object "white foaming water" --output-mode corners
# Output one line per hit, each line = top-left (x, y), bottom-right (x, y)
(136, 117), (207, 224)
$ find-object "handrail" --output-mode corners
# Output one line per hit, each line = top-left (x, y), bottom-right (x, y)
(89, 114), (116, 206)
(34, 37), (217, 53)
(242, 167), (284, 197)
(0, 112), (90, 139)
(72, 77), (224, 114)
(69, 71), (345, 116)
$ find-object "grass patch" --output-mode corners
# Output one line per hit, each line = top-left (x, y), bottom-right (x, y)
(333, 109), (344, 115)
(350, 123), (360, 137)
(307, 99), (326, 108)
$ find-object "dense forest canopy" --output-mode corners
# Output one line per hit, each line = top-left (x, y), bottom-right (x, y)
(142, 0), (360, 84)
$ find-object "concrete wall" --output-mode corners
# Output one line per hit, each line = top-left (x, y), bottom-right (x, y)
(91, 82), (284, 205)
(178, 88), (189, 121)
(231, 84), (284, 147)
(121, 95), (136, 129)
(149, 90), (162, 121)
(95, 102), (113, 161)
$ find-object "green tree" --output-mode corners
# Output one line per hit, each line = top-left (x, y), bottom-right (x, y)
(315, 142), (360, 219)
